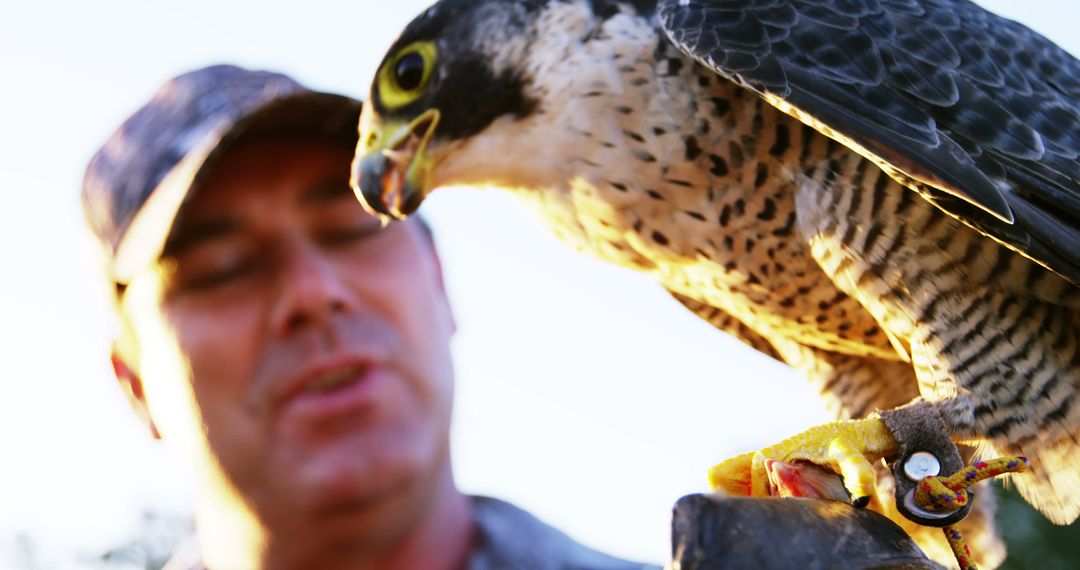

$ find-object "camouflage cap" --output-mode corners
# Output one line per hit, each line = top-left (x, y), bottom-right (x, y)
(81, 64), (362, 285)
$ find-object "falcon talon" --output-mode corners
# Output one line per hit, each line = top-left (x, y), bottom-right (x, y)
(851, 495), (870, 509)
(708, 418), (896, 504)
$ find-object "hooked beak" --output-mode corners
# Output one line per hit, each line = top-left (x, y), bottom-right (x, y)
(351, 106), (441, 220)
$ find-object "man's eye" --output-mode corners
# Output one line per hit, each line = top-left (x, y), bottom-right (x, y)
(319, 224), (383, 246)
(181, 258), (259, 291)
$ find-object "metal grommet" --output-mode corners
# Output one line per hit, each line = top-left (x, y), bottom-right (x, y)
(899, 488), (972, 527)
(903, 451), (942, 481)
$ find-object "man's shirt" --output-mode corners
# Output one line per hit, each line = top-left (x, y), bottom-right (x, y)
(468, 496), (660, 570)
(163, 495), (662, 570)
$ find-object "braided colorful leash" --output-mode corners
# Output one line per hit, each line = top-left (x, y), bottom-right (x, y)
(912, 456), (1030, 570)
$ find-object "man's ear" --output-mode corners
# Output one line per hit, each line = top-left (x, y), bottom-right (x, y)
(110, 348), (162, 440)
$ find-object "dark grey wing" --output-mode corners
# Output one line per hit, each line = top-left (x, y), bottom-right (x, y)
(669, 291), (783, 362)
(659, 0), (1080, 285)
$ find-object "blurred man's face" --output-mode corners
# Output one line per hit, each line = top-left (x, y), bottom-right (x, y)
(117, 137), (456, 532)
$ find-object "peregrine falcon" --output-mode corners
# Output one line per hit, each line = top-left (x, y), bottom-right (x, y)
(352, 0), (1080, 564)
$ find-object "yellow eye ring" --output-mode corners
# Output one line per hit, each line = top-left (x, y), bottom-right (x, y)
(377, 41), (437, 110)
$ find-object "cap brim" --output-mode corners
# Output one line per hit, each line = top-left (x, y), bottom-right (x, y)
(111, 92), (360, 284)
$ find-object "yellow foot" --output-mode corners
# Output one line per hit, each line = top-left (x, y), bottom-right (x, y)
(708, 417), (898, 506)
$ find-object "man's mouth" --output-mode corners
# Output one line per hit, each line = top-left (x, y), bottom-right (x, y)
(277, 359), (386, 424)
(304, 364), (368, 394)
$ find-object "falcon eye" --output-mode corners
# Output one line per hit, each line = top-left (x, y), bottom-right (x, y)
(395, 52), (425, 91)
(377, 41), (437, 110)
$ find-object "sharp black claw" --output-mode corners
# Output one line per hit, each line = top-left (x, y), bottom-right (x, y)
(852, 496), (870, 508)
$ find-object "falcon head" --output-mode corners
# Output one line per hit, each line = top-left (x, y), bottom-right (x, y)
(352, 0), (653, 219)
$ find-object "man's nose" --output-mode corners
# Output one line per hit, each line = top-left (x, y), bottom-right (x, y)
(270, 241), (355, 335)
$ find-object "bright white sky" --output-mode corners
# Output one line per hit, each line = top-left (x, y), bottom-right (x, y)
(1, 1), (1077, 567)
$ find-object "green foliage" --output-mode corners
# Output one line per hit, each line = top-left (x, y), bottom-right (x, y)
(997, 483), (1080, 569)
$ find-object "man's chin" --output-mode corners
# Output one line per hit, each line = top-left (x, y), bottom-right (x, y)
(271, 431), (439, 519)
